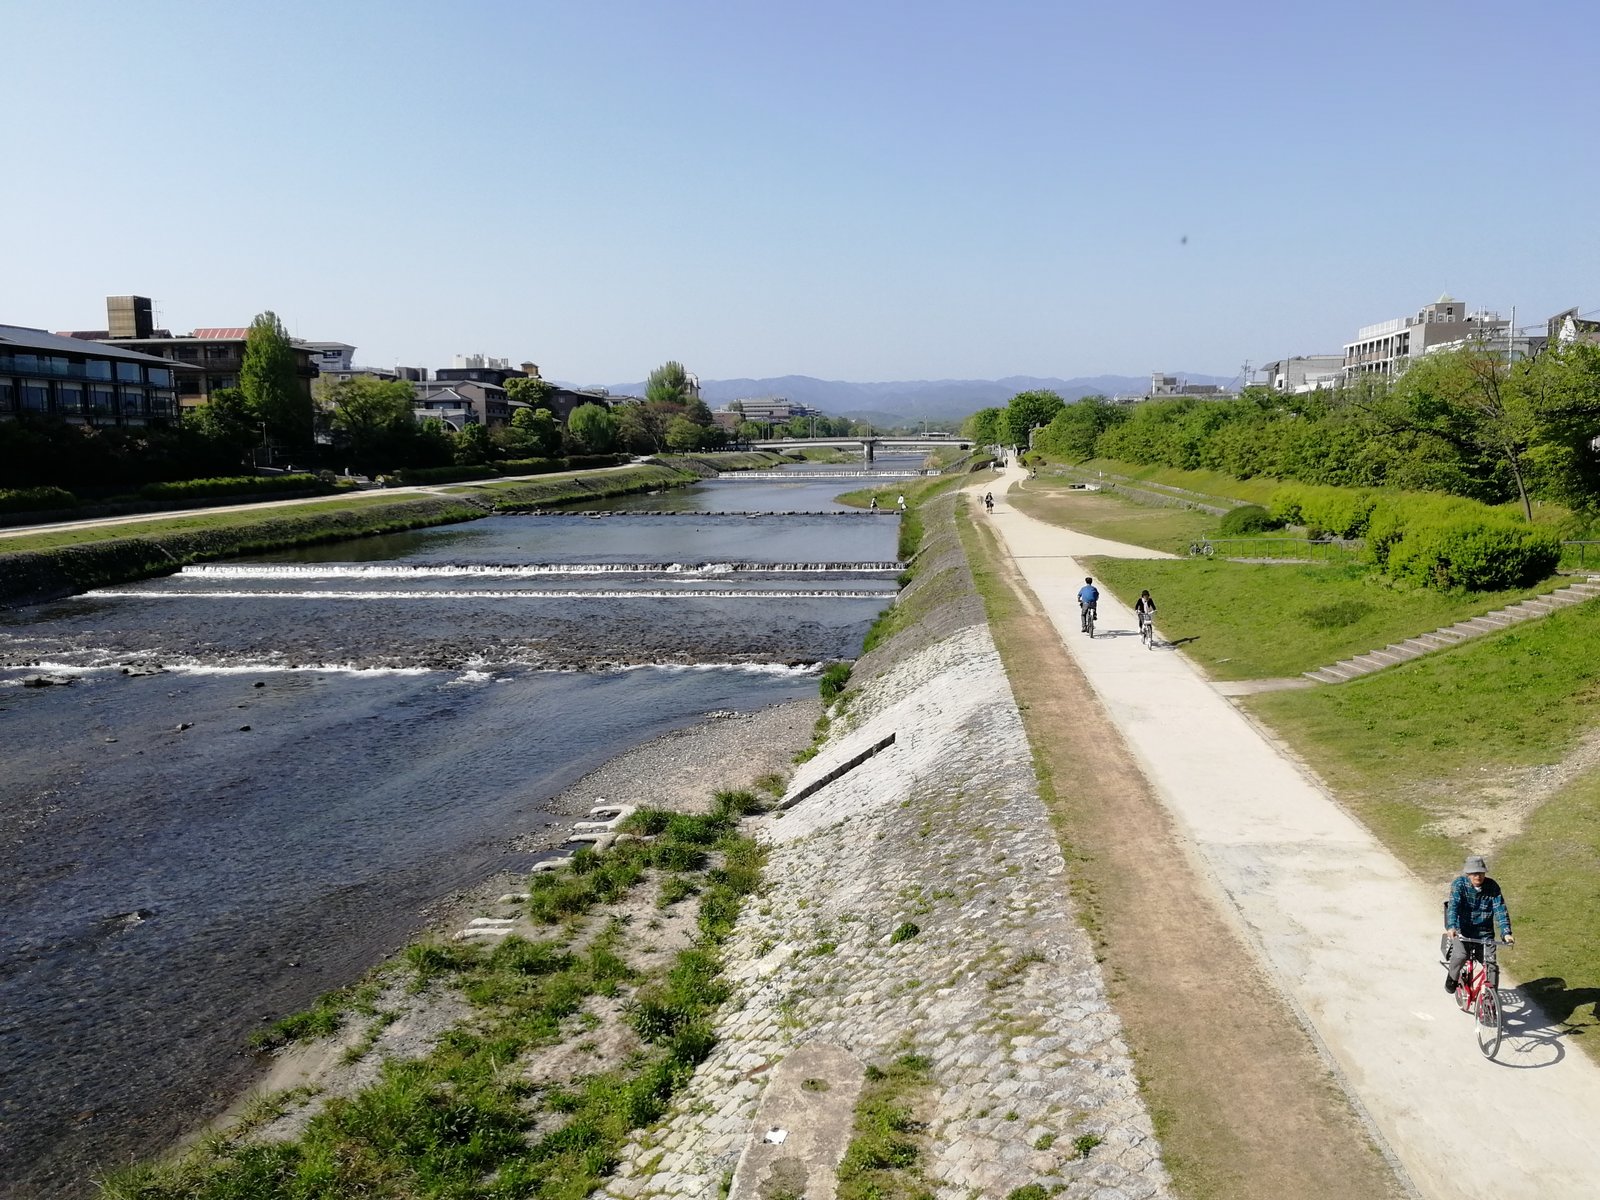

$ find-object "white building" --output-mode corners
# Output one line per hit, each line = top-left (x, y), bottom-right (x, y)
(1343, 294), (1509, 380)
(1259, 355), (1343, 394)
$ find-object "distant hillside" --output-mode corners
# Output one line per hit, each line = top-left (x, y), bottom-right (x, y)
(578, 374), (1235, 424)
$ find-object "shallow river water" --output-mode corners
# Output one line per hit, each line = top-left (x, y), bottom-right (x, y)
(0, 459), (905, 1196)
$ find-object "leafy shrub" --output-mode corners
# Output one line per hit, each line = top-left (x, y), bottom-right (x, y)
(1268, 483), (1375, 537)
(1218, 504), (1281, 535)
(493, 458), (563, 476)
(138, 473), (324, 501)
(0, 485), (77, 514)
(1386, 519), (1560, 591)
(889, 922), (920, 945)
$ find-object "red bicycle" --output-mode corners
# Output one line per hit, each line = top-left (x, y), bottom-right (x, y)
(1449, 934), (1509, 1059)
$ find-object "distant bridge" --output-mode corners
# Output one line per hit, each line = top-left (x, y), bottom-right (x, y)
(749, 436), (972, 462)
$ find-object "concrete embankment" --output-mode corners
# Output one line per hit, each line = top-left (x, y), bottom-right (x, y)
(596, 492), (1170, 1199)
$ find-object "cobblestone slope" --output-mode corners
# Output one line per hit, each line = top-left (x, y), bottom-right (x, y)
(598, 624), (1171, 1200)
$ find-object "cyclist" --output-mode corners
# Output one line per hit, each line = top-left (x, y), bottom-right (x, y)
(1445, 854), (1513, 993)
(983, 491), (994, 514)
(1077, 577), (1099, 634)
(1134, 589), (1157, 641)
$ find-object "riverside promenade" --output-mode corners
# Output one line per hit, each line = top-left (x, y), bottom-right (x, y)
(979, 464), (1600, 1199)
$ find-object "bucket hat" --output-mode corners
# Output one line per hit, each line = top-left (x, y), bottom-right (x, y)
(1463, 854), (1488, 873)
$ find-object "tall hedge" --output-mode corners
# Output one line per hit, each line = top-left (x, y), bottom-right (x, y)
(1385, 519), (1560, 591)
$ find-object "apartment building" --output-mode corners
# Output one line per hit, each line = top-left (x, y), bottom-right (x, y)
(0, 324), (197, 426)
(1342, 294), (1509, 380)
(1259, 355), (1343, 393)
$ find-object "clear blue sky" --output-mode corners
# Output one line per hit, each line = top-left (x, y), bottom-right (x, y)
(6, 1), (1598, 386)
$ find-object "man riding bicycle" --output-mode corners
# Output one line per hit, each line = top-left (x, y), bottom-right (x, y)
(1445, 854), (1513, 992)
(984, 491), (994, 513)
(1077, 577), (1099, 634)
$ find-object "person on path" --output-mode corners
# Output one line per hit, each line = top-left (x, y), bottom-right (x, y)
(1077, 577), (1099, 634)
(869, 497), (878, 510)
(897, 494), (906, 512)
(1134, 588), (1157, 640)
(1445, 854), (1513, 992)
(984, 491), (994, 514)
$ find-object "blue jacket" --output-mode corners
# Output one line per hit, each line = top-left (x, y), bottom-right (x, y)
(1446, 874), (1511, 940)
(1078, 585), (1099, 606)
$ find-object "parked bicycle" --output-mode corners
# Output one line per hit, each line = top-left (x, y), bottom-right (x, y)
(1187, 539), (1214, 558)
(1445, 934), (1509, 1059)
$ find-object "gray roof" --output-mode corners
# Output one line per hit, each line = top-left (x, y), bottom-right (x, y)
(0, 324), (202, 370)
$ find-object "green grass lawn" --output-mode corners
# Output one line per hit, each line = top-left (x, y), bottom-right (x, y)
(1086, 557), (1571, 680)
(0, 493), (411, 553)
(1062, 459), (1282, 506)
(1009, 483), (1219, 554)
(1243, 604), (1600, 1055)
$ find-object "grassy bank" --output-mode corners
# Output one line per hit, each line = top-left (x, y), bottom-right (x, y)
(103, 791), (774, 1200)
(1010, 482), (1218, 554)
(1058, 459), (1280, 507)
(1086, 557), (1570, 680)
(1244, 602), (1600, 1057)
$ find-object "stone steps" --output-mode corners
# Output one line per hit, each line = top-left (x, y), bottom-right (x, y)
(1301, 577), (1600, 684)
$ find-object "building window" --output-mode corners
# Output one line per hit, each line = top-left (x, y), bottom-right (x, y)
(13, 354), (39, 374)
(205, 344), (233, 360)
(0, 380), (15, 410)
(148, 367), (173, 387)
(174, 347), (201, 362)
(90, 386), (116, 413)
(22, 379), (50, 410)
(84, 359), (112, 380)
(150, 390), (176, 416)
(207, 375), (237, 392)
(43, 356), (70, 376)
(120, 387), (147, 415)
(115, 360), (143, 382)
(58, 382), (84, 413)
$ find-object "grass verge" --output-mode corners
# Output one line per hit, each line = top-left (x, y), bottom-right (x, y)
(1062, 459), (1282, 506)
(958, 499), (1404, 1200)
(1009, 483), (1219, 554)
(836, 1053), (935, 1200)
(1086, 557), (1571, 680)
(1243, 604), (1600, 1056)
(100, 790), (770, 1200)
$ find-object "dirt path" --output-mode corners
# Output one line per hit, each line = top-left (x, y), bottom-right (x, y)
(974, 461), (1600, 1200)
(962, 508), (1405, 1199)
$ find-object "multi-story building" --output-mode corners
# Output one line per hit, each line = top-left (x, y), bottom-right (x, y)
(1149, 373), (1232, 399)
(302, 341), (356, 374)
(414, 380), (511, 427)
(1258, 355), (1344, 394)
(1342, 295), (1509, 381)
(61, 296), (318, 413)
(1548, 307), (1600, 348)
(1, 324), (197, 426)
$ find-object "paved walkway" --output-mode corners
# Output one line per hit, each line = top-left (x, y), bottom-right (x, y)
(977, 463), (1600, 1200)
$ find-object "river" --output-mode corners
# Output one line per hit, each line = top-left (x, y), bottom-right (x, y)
(0, 454), (912, 1197)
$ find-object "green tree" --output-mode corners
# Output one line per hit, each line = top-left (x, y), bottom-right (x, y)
(567, 402), (619, 454)
(452, 422), (492, 465)
(962, 407), (1005, 445)
(1034, 395), (1126, 461)
(1383, 346), (1539, 518)
(646, 361), (694, 406)
(505, 405), (563, 457)
(1524, 342), (1600, 509)
(737, 420), (765, 443)
(504, 376), (554, 409)
(184, 386), (260, 464)
(323, 377), (418, 473)
(665, 415), (705, 452)
(1004, 390), (1066, 447)
(240, 311), (308, 451)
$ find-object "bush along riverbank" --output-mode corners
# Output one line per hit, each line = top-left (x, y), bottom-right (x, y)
(0, 457), (782, 606)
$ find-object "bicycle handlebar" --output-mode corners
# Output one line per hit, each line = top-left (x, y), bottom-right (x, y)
(1449, 934), (1512, 946)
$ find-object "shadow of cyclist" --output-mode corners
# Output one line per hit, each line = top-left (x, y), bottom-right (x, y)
(1520, 977), (1600, 1034)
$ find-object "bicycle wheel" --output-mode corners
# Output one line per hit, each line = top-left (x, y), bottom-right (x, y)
(1086, 610), (1095, 638)
(1476, 984), (1503, 1059)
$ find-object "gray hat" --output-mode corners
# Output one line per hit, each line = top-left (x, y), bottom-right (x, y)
(1463, 855), (1488, 873)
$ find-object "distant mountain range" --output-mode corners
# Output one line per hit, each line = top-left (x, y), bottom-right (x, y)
(579, 373), (1236, 425)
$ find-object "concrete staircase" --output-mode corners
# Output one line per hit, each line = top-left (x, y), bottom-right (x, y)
(1303, 576), (1600, 684)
